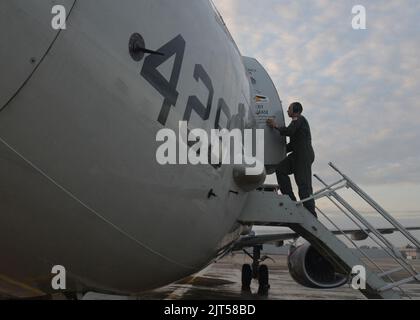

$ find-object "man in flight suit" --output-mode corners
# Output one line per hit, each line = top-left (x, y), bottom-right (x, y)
(267, 102), (317, 217)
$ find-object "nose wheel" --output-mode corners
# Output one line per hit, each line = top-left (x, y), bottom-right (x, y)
(257, 265), (270, 296)
(241, 264), (252, 291)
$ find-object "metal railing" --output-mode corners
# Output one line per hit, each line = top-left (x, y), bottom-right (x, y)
(304, 163), (420, 297)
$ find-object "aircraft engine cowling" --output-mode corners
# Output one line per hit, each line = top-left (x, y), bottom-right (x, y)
(287, 243), (348, 289)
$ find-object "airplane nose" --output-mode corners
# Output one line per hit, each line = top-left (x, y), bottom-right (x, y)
(0, 0), (75, 110)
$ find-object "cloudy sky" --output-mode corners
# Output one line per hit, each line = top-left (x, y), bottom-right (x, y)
(214, 0), (420, 221)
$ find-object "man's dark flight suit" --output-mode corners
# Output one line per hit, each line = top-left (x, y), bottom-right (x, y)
(276, 116), (316, 217)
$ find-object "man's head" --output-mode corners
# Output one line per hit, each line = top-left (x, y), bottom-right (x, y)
(287, 102), (303, 118)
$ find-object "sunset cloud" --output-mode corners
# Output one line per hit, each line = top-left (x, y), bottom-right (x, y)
(213, 0), (420, 211)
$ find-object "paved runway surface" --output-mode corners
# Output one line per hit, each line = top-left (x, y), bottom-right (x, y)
(8, 253), (416, 300)
(129, 254), (420, 300)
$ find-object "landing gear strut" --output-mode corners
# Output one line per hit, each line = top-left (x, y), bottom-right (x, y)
(242, 245), (271, 295)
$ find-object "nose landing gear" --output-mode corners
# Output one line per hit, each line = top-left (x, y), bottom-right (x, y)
(241, 245), (273, 296)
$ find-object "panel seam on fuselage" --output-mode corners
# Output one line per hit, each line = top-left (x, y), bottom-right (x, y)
(0, 135), (196, 271)
(0, 0), (196, 272)
(0, 0), (78, 114)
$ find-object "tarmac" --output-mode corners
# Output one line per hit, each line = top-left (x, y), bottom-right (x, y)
(5, 253), (418, 300)
(130, 254), (420, 300)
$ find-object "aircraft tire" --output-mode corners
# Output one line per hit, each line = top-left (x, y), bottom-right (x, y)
(241, 264), (252, 291)
(257, 265), (270, 296)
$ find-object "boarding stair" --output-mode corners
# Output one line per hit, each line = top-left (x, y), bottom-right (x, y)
(238, 163), (420, 299)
